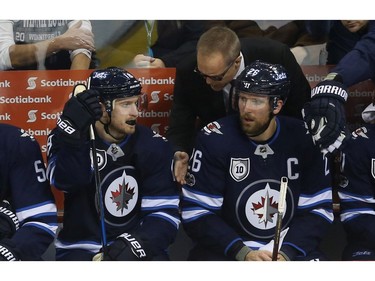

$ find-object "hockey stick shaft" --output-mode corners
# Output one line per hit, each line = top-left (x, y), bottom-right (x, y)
(72, 81), (107, 257)
(87, 77), (108, 257)
(89, 125), (108, 256)
(272, 176), (288, 261)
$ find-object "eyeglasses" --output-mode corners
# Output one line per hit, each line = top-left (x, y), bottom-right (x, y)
(194, 55), (238, 81)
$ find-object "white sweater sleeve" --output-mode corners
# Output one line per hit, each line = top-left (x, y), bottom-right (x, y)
(0, 20), (16, 70)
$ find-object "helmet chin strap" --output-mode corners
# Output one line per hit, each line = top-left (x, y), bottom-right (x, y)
(104, 124), (124, 141)
(100, 115), (124, 141)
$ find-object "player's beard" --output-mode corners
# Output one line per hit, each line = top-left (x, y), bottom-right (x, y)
(240, 112), (274, 138)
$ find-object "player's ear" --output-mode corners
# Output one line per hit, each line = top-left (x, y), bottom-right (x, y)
(272, 99), (283, 115)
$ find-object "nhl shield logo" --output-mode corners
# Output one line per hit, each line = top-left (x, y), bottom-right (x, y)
(230, 158), (250, 182)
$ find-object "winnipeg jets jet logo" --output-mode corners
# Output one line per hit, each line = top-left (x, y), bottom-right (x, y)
(236, 179), (294, 238)
(250, 184), (278, 227)
(110, 175), (136, 214)
(104, 169), (138, 217)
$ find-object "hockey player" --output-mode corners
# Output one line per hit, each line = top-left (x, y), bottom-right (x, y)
(181, 60), (334, 261)
(0, 124), (57, 261)
(46, 66), (180, 261)
(337, 104), (375, 260)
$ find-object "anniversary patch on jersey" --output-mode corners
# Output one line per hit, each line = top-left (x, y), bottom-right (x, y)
(230, 158), (250, 182)
(100, 166), (139, 227)
(236, 179), (294, 238)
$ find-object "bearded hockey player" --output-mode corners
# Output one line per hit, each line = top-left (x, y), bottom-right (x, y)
(181, 60), (334, 261)
(46, 67), (180, 261)
(0, 124), (57, 261)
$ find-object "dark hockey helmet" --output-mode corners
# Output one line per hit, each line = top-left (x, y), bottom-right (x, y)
(89, 67), (143, 113)
(234, 60), (291, 106)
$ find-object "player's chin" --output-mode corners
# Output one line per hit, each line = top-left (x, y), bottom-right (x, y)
(124, 126), (136, 135)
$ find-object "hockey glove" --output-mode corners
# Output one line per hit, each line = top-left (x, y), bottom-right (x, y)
(0, 239), (19, 261)
(57, 89), (102, 146)
(302, 78), (349, 154)
(0, 200), (19, 240)
(99, 232), (151, 261)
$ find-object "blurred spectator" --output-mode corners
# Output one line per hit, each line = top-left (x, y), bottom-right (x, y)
(329, 20), (375, 87)
(209, 20), (327, 48)
(0, 20), (96, 70)
(133, 20), (327, 68)
(132, 20), (207, 68)
(326, 20), (370, 65)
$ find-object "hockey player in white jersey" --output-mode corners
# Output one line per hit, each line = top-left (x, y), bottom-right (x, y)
(181, 60), (334, 261)
(46, 67), (180, 261)
(337, 102), (375, 260)
(0, 124), (57, 261)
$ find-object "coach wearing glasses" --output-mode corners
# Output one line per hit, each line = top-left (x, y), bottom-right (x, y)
(166, 26), (310, 184)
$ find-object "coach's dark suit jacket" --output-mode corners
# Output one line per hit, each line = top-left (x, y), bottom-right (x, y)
(166, 37), (311, 154)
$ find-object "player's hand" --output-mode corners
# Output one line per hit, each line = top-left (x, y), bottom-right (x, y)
(244, 250), (273, 261)
(101, 232), (151, 261)
(302, 79), (349, 154)
(57, 88), (102, 144)
(0, 200), (19, 240)
(173, 151), (189, 185)
(57, 20), (95, 52)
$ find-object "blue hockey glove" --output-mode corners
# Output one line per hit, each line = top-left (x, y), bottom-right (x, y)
(57, 88), (102, 145)
(0, 200), (19, 240)
(302, 78), (349, 154)
(97, 232), (151, 261)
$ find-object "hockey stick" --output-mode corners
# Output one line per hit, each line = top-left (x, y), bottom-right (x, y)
(272, 176), (288, 261)
(72, 82), (108, 259)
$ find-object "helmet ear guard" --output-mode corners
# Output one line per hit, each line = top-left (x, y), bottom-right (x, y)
(233, 60), (291, 111)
